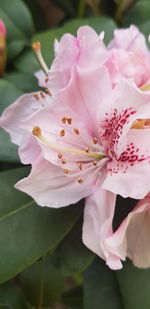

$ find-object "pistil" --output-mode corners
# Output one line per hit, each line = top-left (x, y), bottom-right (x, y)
(32, 42), (49, 75)
(32, 126), (104, 160)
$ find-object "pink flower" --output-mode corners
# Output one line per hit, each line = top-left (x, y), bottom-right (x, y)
(83, 192), (150, 269)
(34, 26), (107, 95)
(0, 92), (52, 164)
(10, 68), (150, 210)
(105, 25), (150, 87)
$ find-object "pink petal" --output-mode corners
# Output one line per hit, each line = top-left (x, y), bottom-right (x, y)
(77, 26), (107, 69)
(0, 92), (51, 164)
(35, 70), (47, 88)
(103, 129), (150, 199)
(108, 25), (148, 53)
(47, 26), (107, 95)
(83, 187), (123, 269)
(106, 196), (150, 268)
(15, 156), (103, 208)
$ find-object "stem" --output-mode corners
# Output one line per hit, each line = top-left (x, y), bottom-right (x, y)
(37, 256), (46, 309)
(91, 0), (102, 16)
(115, 0), (123, 23)
(77, 0), (86, 18)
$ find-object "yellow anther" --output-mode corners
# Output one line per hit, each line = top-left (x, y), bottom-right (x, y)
(58, 152), (63, 159)
(64, 169), (69, 173)
(93, 137), (98, 144)
(60, 129), (65, 137)
(74, 128), (80, 135)
(76, 178), (84, 184)
(93, 160), (97, 166)
(45, 88), (52, 95)
(62, 117), (67, 124)
(78, 163), (83, 170)
(40, 91), (46, 99)
(32, 126), (41, 137)
(62, 159), (66, 164)
(67, 117), (72, 125)
(34, 93), (39, 100)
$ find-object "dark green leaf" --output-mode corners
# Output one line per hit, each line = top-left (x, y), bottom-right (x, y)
(84, 257), (122, 309)
(0, 0), (34, 60)
(0, 167), (83, 284)
(52, 217), (94, 276)
(0, 79), (23, 114)
(20, 257), (66, 307)
(0, 282), (27, 309)
(14, 49), (39, 74)
(62, 286), (83, 309)
(5, 72), (39, 93)
(0, 129), (19, 163)
(123, 0), (150, 27)
(117, 259), (150, 309)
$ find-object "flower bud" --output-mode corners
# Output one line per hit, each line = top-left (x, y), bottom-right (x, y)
(0, 19), (7, 76)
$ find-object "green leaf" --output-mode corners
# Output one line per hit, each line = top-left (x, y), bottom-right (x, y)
(117, 259), (150, 309)
(52, 217), (94, 276)
(14, 49), (39, 74)
(123, 0), (150, 27)
(0, 282), (27, 309)
(62, 286), (83, 309)
(0, 0), (34, 60)
(0, 79), (22, 163)
(0, 167), (83, 284)
(139, 20), (150, 40)
(0, 129), (19, 163)
(20, 257), (66, 307)
(84, 257), (122, 309)
(5, 72), (39, 93)
(0, 79), (23, 114)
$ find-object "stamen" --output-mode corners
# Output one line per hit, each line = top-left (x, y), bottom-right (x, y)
(45, 77), (49, 83)
(45, 88), (52, 95)
(60, 129), (65, 137)
(40, 91), (46, 99)
(78, 163), (83, 170)
(74, 128), (80, 135)
(32, 126), (41, 136)
(93, 137), (98, 145)
(85, 147), (89, 153)
(34, 93), (39, 100)
(67, 117), (72, 125)
(58, 152), (62, 159)
(62, 159), (66, 164)
(62, 117), (67, 124)
(32, 126), (104, 160)
(32, 41), (49, 75)
(93, 161), (97, 166)
(76, 178), (84, 184)
(64, 169), (69, 173)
